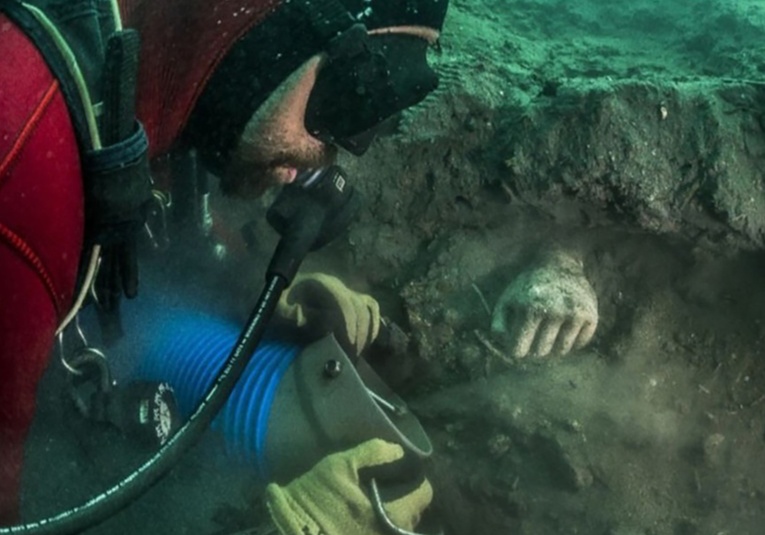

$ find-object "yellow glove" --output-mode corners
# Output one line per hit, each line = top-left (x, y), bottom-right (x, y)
(266, 439), (433, 535)
(275, 272), (381, 356)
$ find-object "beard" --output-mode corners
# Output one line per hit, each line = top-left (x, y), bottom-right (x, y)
(220, 123), (337, 198)
(219, 159), (285, 198)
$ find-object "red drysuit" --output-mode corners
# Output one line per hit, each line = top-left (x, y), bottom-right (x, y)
(0, 0), (281, 523)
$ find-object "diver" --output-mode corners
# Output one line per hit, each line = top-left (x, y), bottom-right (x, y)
(0, 0), (449, 533)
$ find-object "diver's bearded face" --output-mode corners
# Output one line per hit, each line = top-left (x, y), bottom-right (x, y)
(221, 124), (337, 198)
(218, 24), (440, 198)
(220, 56), (335, 199)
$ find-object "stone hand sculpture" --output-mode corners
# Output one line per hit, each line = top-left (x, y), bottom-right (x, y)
(491, 250), (598, 359)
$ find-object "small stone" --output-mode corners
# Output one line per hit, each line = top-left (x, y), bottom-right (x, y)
(571, 465), (594, 490)
(487, 433), (513, 458)
(702, 433), (725, 467)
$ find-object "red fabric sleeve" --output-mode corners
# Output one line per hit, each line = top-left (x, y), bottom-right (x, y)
(0, 14), (84, 524)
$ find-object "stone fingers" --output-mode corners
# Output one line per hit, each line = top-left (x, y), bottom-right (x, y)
(532, 316), (565, 358)
(507, 311), (597, 359)
(555, 317), (585, 355)
(573, 317), (597, 350)
(492, 282), (598, 360)
(508, 308), (543, 359)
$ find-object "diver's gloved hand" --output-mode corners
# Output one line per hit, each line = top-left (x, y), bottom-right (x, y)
(266, 439), (433, 535)
(275, 272), (380, 356)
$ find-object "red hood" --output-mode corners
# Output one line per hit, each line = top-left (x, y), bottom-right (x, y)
(119, 0), (282, 158)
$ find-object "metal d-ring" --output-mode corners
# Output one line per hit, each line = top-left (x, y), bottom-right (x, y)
(67, 346), (113, 395)
(369, 478), (441, 535)
(66, 346), (114, 420)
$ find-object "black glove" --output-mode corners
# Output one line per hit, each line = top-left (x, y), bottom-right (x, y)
(84, 143), (150, 344)
(95, 237), (139, 311)
(92, 229), (140, 345)
(84, 123), (152, 344)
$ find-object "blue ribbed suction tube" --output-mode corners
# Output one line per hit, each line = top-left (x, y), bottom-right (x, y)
(135, 309), (300, 479)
